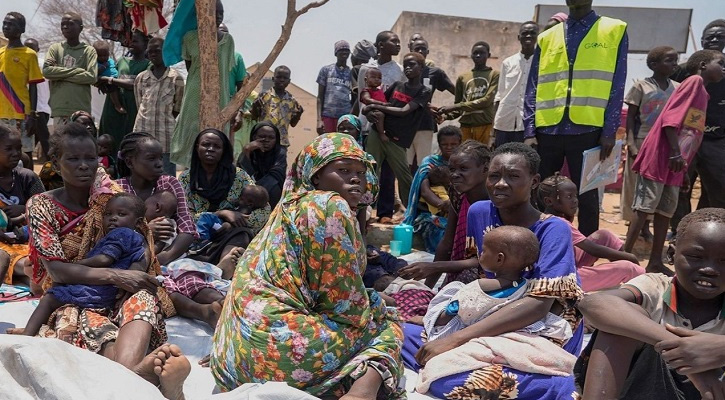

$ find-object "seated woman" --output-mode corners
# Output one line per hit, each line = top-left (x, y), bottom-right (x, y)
(210, 133), (405, 399)
(576, 208), (725, 400)
(402, 126), (462, 253)
(0, 125), (45, 286)
(403, 143), (583, 399)
(236, 122), (287, 208)
(397, 140), (491, 287)
(13, 123), (189, 400)
(115, 132), (196, 266)
(180, 128), (270, 263)
(539, 173), (645, 292)
(38, 110), (96, 191)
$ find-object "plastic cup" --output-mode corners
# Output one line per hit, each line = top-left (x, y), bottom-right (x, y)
(389, 240), (402, 257)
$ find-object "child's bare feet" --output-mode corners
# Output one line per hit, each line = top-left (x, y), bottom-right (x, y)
(153, 344), (190, 400)
(200, 300), (223, 329)
(217, 246), (244, 279)
(646, 261), (674, 276)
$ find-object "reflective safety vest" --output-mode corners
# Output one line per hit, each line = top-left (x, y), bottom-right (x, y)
(535, 16), (627, 128)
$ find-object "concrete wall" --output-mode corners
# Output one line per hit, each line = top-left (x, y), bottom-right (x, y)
(391, 11), (523, 109)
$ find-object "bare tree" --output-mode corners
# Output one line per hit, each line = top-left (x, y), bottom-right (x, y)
(195, 0), (330, 130)
(27, 0), (173, 56)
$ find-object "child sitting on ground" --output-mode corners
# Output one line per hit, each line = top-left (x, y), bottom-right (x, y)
(21, 193), (149, 336)
(577, 208), (725, 400)
(423, 225), (572, 341)
(624, 49), (725, 276)
(360, 67), (389, 140)
(93, 41), (125, 114)
(97, 134), (117, 178)
(144, 190), (178, 253)
(424, 165), (451, 216)
(193, 185), (269, 251)
(539, 173), (644, 292)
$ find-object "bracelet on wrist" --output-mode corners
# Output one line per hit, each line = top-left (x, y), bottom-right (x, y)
(669, 154), (682, 160)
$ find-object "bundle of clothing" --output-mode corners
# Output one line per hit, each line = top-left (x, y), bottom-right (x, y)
(97, 0), (168, 46)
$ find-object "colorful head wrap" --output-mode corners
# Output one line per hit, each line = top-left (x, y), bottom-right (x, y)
(282, 133), (377, 207)
(336, 114), (362, 134)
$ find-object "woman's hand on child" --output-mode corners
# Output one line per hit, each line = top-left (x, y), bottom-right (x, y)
(655, 324), (725, 375)
(4, 204), (25, 219)
(112, 269), (160, 294)
(149, 217), (175, 242)
(415, 335), (460, 366)
(398, 262), (439, 280)
(217, 210), (247, 228)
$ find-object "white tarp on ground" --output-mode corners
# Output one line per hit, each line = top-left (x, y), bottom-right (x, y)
(0, 250), (437, 399)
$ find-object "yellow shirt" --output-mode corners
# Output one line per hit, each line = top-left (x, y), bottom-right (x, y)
(0, 46), (44, 120)
(425, 185), (450, 215)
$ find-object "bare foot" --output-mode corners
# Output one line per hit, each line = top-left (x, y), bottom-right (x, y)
(217, 246), (243, 279)
(6, 327), (24, 334)
(132, 344), (172, 386)
(153, 344), (190, 400)
(646, 262), (674, 276)
(200, 300), (223, 329)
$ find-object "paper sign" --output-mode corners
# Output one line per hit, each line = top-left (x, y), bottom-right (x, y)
(579, 140), (623, 194)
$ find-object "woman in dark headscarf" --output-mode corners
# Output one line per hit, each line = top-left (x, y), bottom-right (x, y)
(236, 122), (287, 207)
(180, 128), (270, 263)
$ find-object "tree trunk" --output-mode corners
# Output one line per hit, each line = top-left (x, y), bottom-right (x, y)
(196, 0), (221, 130)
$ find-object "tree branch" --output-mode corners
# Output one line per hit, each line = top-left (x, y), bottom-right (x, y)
(196, 0), (221, 130)
(217, 0), (330, 124)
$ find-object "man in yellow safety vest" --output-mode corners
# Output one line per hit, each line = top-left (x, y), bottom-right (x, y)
(523, 0), (628, 236)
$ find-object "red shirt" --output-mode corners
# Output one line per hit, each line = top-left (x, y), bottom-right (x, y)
(632, 75), (709, 186)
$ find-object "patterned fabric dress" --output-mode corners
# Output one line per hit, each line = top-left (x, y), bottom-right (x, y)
(403, 154), (448, 254)
(26, 168), (168, 353)
(210, 133), (405, 398)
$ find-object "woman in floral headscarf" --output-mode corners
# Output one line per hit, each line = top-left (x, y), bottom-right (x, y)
(210, 133), (405, 399)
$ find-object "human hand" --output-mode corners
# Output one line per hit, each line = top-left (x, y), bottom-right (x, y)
(599, 135), (615, 161)
(4, 205), (25, 219)
(524, 137), (538, 148)
(379, 133), (390, 143)
(407, 315), (424, 325)
(148, 217), (175, 242)
(655, 324), (725, 375)
(627, 143), (639, 159)
(623, 252), (640, 265)
(437, 105), (453, 116)
(243, 140), (263, 154)
(668, 154), (686, 173)
(231, 111), (243, 132)
(397, 262), (439, 280)
(415, 336), (460, 366)
(198, 354), (211, 368)
(112, 269), (160, 293)
(686, 369), (725, 400)
(316, 120), (325, 135)
(217, 210), (246, 227)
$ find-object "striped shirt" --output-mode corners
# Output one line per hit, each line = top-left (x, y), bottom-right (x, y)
(133, 68), (185, 153)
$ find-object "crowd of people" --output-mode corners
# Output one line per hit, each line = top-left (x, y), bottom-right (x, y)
(1, 0), (725, 399)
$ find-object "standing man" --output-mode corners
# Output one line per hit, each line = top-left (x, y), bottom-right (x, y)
(0, 12), (44, 169)
(670, 19), (725, 235)
(524, 0), (628, 236)
(23, 38), (51, 163)
(493, 21), (539, 147)
(316, 40), (352, 134)
(43, 12), (97, 128)
(409, 38), (454, 168)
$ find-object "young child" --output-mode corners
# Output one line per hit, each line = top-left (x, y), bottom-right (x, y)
(624, 49), (725, 275)
(144, 190), (178, 253)
(539, 173), (644, 292)
(438, 41), (500, 146)
(622, 46), (680, 240)
(423, 225), (571, 341)
(360, 67), (389, 140)
(194, 185), (269, 247)
(93, 40), (125, 114)
(424, 165), (450, 216)
(251, 66), (303, 147)
(22, 193), (149, 336)
(97, 133), (116, 178)
(577, 208), (725, 400)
